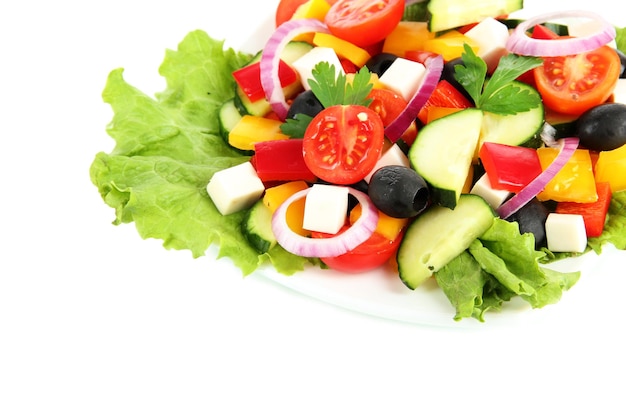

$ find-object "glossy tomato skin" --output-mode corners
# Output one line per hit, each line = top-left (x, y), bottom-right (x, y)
(303, 105), (385, 184)
(324, 0), (405, 48)
(533, 45), (621, 116)
(275, 0), (309, 26)
(367, 88), (418, 145)
(312, 228), (403, 273)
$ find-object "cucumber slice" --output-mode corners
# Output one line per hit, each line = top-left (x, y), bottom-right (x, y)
(397, 194), (495, 290)
(242, 199), (277, 254)
(479, 81), (545, 149)
(409, 108), (483, 209)
(218, 98), (243, 140)
(427, 0), (523, 32)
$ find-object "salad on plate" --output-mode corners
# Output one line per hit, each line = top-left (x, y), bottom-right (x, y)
(90, 0), (626, 322)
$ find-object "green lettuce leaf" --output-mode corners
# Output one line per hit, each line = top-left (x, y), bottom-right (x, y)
(435, 219), (580, 321)
(588, 190), (626, 253)
(90, 30), (313, 276)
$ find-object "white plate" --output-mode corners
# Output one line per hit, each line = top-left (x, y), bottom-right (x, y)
(217, 0), (626, 327)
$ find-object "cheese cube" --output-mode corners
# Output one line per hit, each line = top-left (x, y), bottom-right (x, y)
(378, 57), (426, 102)
(206, 162), (265, 215)
(470, 173), (511, 210)
(611, 79), (626, 105)
(302, 184), (349, 234)
(545, 213), (588, 253)
(292, 46), (345, 90)
(364, 144), (410, 183)
(463, 17), (510, 72)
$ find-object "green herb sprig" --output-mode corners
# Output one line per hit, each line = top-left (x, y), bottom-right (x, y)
(454, 44), (543, 115)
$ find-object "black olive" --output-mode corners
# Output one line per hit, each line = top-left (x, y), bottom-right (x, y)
(368, 165), (430, 218)
(576, 103), (626, 151)
(505, 198), (550, 250)
(286, 90), (324, 120)
(365, 53), (399, 77)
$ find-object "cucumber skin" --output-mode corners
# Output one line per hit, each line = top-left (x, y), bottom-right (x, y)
(242, 200), (277, 254)
(427, 0), (523, 32)
(397, 194), (495, 290)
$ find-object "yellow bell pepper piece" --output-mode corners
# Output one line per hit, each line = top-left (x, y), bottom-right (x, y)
(594, 143), (626, 192)
(422, 31), (479, 61)
(291, 0), (331, 21)
(263, 181), (310, 236)
(382, 21), (435, 58)
(349, 204), (408, 241)
(312, 32), (372, 67)
(536, 148), (598, 203)
(228, 115), (289, 151)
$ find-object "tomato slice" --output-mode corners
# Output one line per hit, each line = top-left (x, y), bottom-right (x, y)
(534, 45), (621, 116)
(367, 88), (418, 145)
(303, 105), (385, 184)
(324, 0), (405, 48)
(312, 227), (403, 273)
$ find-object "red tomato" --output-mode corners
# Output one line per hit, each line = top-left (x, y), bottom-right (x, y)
(302, 105), (385, 184)
(324, 0), (405, 48)
(417, 79), (473, 125)
(275, 0), (309, 27)
(367, 88), (418, 145)
(534, 45), (621, 116)
(312, 227), (403, 273)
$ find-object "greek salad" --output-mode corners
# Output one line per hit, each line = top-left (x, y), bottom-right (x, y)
(90, 0), (626, 321)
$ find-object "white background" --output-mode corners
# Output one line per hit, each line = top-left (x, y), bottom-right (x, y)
(1, 1), (625, 416)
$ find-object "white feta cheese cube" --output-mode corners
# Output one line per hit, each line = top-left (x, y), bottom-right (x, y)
(545, 213), (588, 253)
(292, 46), (345, 90)
(364, 143), (410, 183)
(470, 173), (511, 210)
(302, 184), (349, 234)
(206, 162), (265, 215)
(378, 57), (426, 102)
(463, 17), (510, 72)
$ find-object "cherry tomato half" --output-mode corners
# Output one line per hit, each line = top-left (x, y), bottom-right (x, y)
(312, 227), (403, 273)
(303, 104), (385, 184)
(367, 88), (418, 145)
(324, 0), (405, 48)
(534, 45), (621, 116)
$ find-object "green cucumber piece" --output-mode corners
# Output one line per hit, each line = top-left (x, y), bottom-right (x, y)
(427, 0), (523, 32)
(479, 81), (545, 149)
(242, 199), (277, 254)
(218, 98), (243, 140)
(409, 108), (483, 209)
(397, 194), (495, 290)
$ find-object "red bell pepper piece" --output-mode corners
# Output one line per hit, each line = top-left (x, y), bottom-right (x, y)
(479, 142), (543, 193)
(417, 80), (473, 125)
(555, 181), (612, 237)
(253, 139), (317, 183)
(232, 60), (298, 103)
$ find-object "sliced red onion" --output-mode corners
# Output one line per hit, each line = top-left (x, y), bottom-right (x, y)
(384, 54), (443, 142)
(497, 137), (580, 219)
(506, 10), (616, 57)
(271, 187), (379, 258)
(260, 18), (330, 120)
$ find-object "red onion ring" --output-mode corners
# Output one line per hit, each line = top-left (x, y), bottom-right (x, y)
(384, 54), (443, 142)
(271, 187), (379, 258)
(506, 10), (616, 57)
(497, 137), (580, 219)
(260, 18), (330, 120)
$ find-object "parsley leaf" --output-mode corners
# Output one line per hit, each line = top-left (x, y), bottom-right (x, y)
(281, 61), (374, 137)
(308, 61), (373, 107)
(454, 44), (543, 115)
(280, 114), (313, 138)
